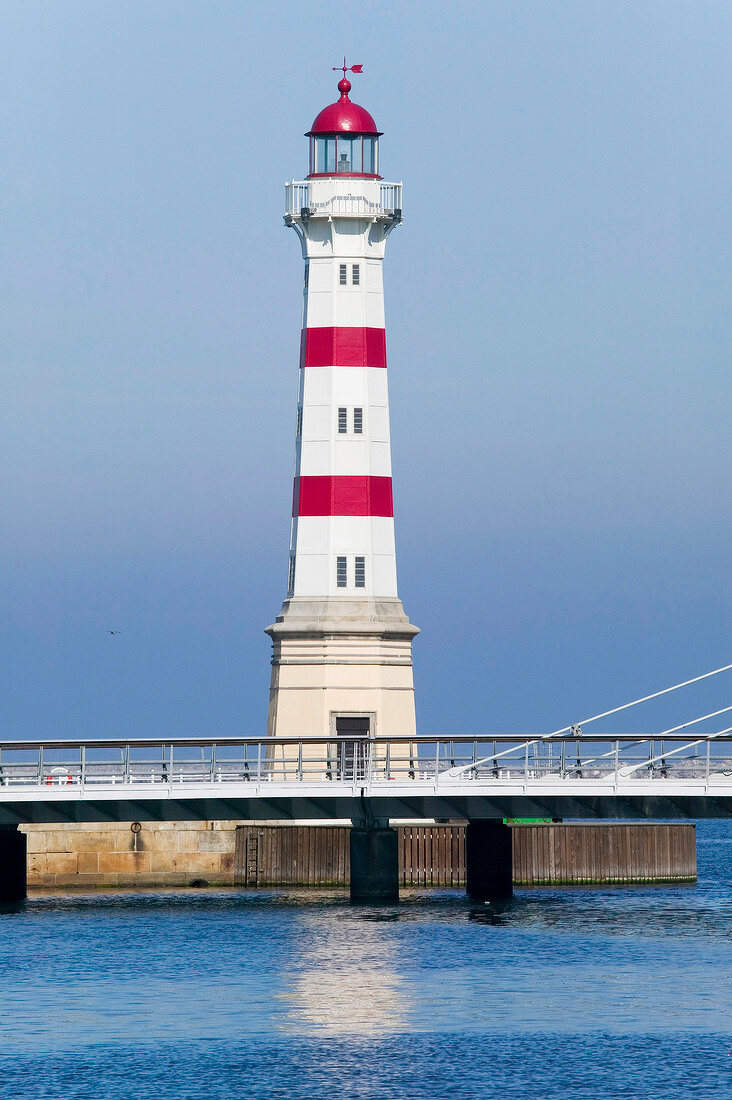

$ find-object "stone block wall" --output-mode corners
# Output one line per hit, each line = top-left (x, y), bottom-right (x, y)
(22, 822), (238, 887)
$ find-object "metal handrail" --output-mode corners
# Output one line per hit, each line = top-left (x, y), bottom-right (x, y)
(1, 738), (732, 788)
(1, 732), (731, 750)
(284, 180), (403, 218)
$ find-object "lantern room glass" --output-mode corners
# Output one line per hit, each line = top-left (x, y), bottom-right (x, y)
(362, 137), (376, 175)
(310, 135), (379, 177)
(337, 136), (359, 172)
(313, 137), (336, 174)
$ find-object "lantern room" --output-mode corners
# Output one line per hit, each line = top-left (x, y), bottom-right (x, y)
(307, 76), (382, 178)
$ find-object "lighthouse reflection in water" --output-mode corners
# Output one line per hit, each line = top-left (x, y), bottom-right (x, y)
(279, 907), (407, 1035)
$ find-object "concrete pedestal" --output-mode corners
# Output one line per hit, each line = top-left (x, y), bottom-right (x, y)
(266, 598), (419, 741)
(349, 826), (399, 902)
(0, 827), (27, 902)
(466, 820), (513, 901)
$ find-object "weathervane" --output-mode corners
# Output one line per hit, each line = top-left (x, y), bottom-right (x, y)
(333, 58), (363, 79)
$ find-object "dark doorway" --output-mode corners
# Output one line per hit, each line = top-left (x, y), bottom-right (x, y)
(334, 715), (371, 780)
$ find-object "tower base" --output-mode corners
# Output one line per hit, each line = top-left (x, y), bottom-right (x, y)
(266, 597), (418, 740)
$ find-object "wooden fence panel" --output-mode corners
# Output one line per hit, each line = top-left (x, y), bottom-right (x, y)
(234, 823), (696, 887)
(398, 826), (466, 886)
(511, 823), (696, 885)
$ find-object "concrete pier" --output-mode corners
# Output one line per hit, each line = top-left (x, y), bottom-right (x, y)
(15, 821), (697, 889)
(466, 820), (514, 901)
(0, 826), (27, 902)
(349, 826), (399, 902)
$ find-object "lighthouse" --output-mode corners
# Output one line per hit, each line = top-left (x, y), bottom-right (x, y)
(266, 65), (418, 747)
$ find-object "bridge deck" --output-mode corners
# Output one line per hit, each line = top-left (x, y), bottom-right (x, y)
(1, 735), (730, 824)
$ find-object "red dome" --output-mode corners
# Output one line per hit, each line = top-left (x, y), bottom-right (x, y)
(307, 77), (381, 137)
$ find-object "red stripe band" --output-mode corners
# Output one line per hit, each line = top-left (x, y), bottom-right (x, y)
(300, 327), (387, 368)
(294, 475), (393, 517)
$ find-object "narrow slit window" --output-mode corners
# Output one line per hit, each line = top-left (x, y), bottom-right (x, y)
(338, 407), (348, 434)
(336, 556), (348, 588)
(353, 407), (363, 434)
(296, 406), (302, 436)
(354, 556), (366, 588)
(288, 556), (296, 593)
(339, 264), (347, 286)
(352, 264), (360, 285)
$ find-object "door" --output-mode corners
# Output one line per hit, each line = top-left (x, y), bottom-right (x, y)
(334, 715), (371, 780)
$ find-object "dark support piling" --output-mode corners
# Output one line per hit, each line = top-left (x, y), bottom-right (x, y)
(0, 827), (27, 902)
(466, 820), (513, 900)
(349, 826), (399, 902)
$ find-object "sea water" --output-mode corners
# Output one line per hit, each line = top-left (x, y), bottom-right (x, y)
(1, 821), (731, 1099)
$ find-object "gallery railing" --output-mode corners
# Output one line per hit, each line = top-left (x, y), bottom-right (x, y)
(284, 181), (402, 219)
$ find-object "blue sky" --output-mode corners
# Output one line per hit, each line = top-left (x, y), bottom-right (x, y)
(1, 1), (730, 739)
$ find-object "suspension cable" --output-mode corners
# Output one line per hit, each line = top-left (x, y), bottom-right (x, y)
(445, 661), (732, 778)
(652, 704), (732, 739)
(546, 662), (732, 739)
(619, 723), (732, 777)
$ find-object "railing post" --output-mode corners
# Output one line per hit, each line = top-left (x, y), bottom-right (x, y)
(210, 743), (216, 783)
(524, 741), (529, 782)
(705, 739), (710, 788)
(257, 740), (262, 782)
(614, 740), (619, 787)
(38, 746), (43, 786)
(385, 740), (391, 780)
(298, 740), (303, 783)
(435, 740), (440, 786)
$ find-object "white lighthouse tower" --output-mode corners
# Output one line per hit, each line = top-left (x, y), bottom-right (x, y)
(266, 64), (418, 746)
